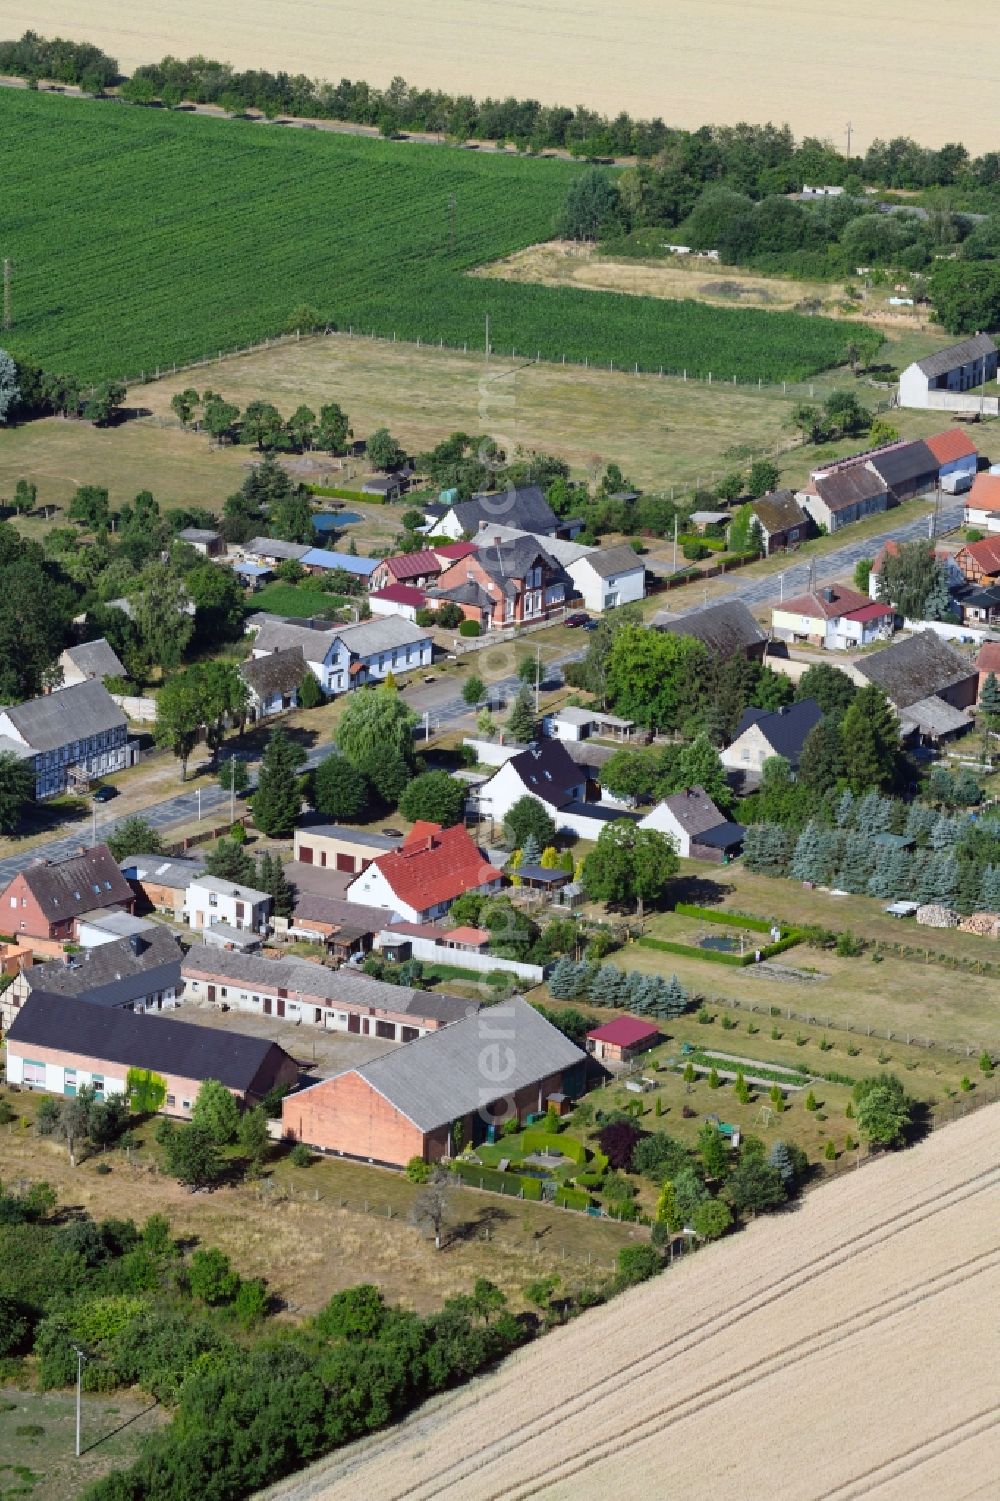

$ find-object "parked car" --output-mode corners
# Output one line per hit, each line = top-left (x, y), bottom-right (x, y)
(565, 612), (590, 627)
(92, 785), (118, 803)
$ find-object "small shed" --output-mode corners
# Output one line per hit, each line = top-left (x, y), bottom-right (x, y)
(515, 865), (571, 893)
(586, 1015), (661, 1065)
(233, 561), (274, 590)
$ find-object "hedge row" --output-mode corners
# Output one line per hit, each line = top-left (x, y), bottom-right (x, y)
(519, 1129), (587, 1166)
(674, 903), (774, 934)
(450, 1160), (542, 1200)
(638, 931), (803, 966)
(306, 484), (379, 502)
(555, 1186), (593, 1212)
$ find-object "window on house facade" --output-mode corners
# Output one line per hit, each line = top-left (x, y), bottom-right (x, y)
(23, 1060), (46, 1087)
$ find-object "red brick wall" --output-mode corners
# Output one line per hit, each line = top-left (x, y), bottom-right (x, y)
(0, 873), (70, 941)
(282, 1071), (425, 1166)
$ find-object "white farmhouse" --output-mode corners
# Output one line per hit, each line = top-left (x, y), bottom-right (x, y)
(250, 616), (432, 695)
(898, 334), (999, 414)
(184, 877), (272, 936)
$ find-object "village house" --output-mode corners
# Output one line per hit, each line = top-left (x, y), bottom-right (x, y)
(432, 534), (570, 630)
(367, 584), (428, 622)
(345, 821), (501, 922)
(118, 854), (207, 919)
(798, 466), (888, 534)
(963, 474), (1000, 534)
(0, 845), (134, 942)
(637, 786), (745, 863)
(249, 615), (432, 694)
(955, 534), (1000, 585)
(543, 707), (635, 743)
(566, 543), (646, 613)
(855, 631), (978, 742)
(751, 491), (810, 555)
(651, 600), (768, 662)
(2, 925), (184, 1031)
(57, 638), (126, 689)
(952, 582), (1000, 629)
(281, 996), (586, 1166)
(478, 740), (589, 828)
(429, 540), (478, 568)
(427, 486), (575, 542)
(184, 875), (272, 936)
(0, 680), (136, 800)
(293, 820), (401, 875)
(368, 550), (443, 593)
(238, 647), (306, 720)
(181, 945), (474, 1040)
(898, 334), (999, 414)
(6, 993), (298, 1115)
(721, 699), (824, 783)
(771, 583), (894, 650)
(586, 1015), (661, 1067)
(176, 526), (224, 557)
(283, 888), (394, 960)
(245, 537), (311, 566)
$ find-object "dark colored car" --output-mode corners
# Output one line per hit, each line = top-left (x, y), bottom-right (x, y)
(565, 612), (590, 627)
(582, 618), (600, 630)
(93, 785), (118, 803)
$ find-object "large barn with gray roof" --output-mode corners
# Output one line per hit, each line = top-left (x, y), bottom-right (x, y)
(282, 996), (586, 1166)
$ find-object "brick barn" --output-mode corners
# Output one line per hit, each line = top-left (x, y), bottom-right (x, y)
(0, 846), (134, 942)
(586, 1015), (661, 1065)
(282, 996), (586, 1166)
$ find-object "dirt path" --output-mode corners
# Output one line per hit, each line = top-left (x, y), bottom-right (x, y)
(259, 1104), (1000, 1500)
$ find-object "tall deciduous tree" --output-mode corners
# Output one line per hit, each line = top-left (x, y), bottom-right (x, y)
(0, 752), (34, 834)
(399, 771), (465, 827)
(502, 795), (556, 851)
(316, 403), (351, 454)
(104, 817), (164, 863)
(336, 684), (417, 767)
(605, 626), (707, 733)
(366, 427), (404, 472)
(192, 1079), (241, 1145)
(313, 753), (370, 820)
(153, 671), (203, 780)
(853, 1073), (911, 1148)
(582, 822), (679, 919)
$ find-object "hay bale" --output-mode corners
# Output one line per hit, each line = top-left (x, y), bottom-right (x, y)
(915, 903), (959, 929)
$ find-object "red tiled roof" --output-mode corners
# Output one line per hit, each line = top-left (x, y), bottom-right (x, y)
(843, 601), (894, 624)
(370, 584), (427, 607)
(384, 550), (443, 581)
(433, 541), (478, 561)
(966, 474), (1000, 512)
(960, 536), (1000, 571)
(872, 540), (901, 573)
(779, 583), (870, 620)
(976, 642), (1000, 674)
(587, 1016), (661, 1047)
(374, 822), (497, 911)
(385, 919), (489, 947)
(924, 428), (977, 466)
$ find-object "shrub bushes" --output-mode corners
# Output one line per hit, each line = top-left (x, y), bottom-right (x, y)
(449, 1160), (542, 1199)
(458, 620), (481, 637)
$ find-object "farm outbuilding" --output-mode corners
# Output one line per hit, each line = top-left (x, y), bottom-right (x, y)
(586, 1015), (660, 1065)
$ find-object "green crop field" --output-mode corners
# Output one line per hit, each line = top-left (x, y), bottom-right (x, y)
(3, 91), (856, 385)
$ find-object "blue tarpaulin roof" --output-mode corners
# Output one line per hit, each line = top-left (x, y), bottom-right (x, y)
(300, 549), (378, 575)
(234, 562), (272, 578)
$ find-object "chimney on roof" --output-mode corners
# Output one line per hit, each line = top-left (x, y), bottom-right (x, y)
(478, 520), (487, 530)
(821, 586), (834, 603)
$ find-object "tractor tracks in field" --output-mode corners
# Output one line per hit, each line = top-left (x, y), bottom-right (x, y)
(382, 1163), (1000, 1501)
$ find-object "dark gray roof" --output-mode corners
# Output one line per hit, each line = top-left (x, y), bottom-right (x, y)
(182, 944), (474, 1026)
(62, 638), (126, 680)
(692, 820), (745, 850)
(560, 800), (639, 823)
(814, 467), (887, 512)
(475, 535), (561, 586)
(431, 581), (494, 610)
(508, 741), (586, 808)
(176, 527), (220, 545)
(734, 699), (823, 764)
(25, 926), (183, 1008)
(14, 845), (134, 922)
(314, 996), (583, 1131)
(857, 631), (977, 709)
(660, 786), (729, 838)
(653, 600), (767, 657)
(291, 888), (398, 932)
(451, 486), (559, 538)
(248, 537), (311, 561)
(866, 441), (938, 492)
(2, 680), (126, 753)
(239, 647), (306, 699)
(914, 334), (997, 379)
(752, 491), (807, 535)
(7, 992), (293, 1093)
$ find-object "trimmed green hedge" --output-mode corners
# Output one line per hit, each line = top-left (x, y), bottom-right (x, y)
(674, 903), (774, 933)
(306, 484), (381, 503)
(555, 1186), (593, 1212)
(519, 1130), (587, 1166)
(450, 1160), (542, 1200)
(677, 533), (726, 552)
(638, 930), (803, 966)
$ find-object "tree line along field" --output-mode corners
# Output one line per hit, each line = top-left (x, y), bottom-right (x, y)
(2, 90), (856, 386)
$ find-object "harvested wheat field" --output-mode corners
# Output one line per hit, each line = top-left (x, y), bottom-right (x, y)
(261, 1106), (1000, 1501)
(7, 1), (1000, 151)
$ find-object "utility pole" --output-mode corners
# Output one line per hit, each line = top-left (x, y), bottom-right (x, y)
(534, 642), (541, 712)
(229, 755), (236, 824)
(846, 121), (853, 159)
(72, 1345), (87, 1457)
(672, 514), (678, 571)
(2, 258), (11, 332)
